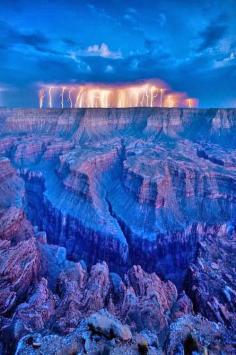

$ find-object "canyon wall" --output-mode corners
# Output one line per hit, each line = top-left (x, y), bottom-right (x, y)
(0, 108), (236, 285)
(0, 108), (236, 354)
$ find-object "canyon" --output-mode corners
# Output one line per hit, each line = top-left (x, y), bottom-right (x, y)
(0, 108), (235, 354)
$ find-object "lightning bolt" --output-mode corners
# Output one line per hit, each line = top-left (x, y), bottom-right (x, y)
(68, 88), (74, 108)
(145, 85), (150, 106)
(118, 90), (126, 107)
(39, 89), (45, 109)
(167, 95), (173, 108)
(100, 90), (110, 108)
(140, 86), (146, 107)
(75, 88), (83, 108)
(150, 86), (158, 107)
(61, 86), (66, 108)
(39, 82), (197, 109)
(48, 87), (54, 108)
(160, 88), (164, 107)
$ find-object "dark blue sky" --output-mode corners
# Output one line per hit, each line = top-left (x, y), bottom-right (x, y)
(0, 0), (236, 107)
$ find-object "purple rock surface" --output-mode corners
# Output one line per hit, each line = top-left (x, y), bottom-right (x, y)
(0, 108), (235, 354)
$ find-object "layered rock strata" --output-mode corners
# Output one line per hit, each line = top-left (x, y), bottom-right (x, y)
(0, 108), (235, 353)
(0, 108), (236, 285)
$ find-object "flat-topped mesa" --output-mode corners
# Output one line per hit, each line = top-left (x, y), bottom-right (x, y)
(0, 108), (235, 142)
(60, 142), (122, 202)
(123, 143), (236, 208)
(0, 108), (236, 288)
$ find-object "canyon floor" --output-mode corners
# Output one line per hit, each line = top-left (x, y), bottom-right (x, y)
(0, 108), (235, 354)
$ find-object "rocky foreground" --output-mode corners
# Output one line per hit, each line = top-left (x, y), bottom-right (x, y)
(0, 108), (236, 354)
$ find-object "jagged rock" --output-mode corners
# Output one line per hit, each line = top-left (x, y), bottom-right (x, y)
(15, 312), (132, 355)
(51, 261), (178, 336)
(0, 238), (40, 315)
(166, 314), (235, 354)
(39, 242), (76, 291)
(171, 292), (193, 320)
(81, 262), (112, 312)
(121, 265), (178, 333)
(186, 229), (236, 328)
(0, 279), (55, 353)
(0, 158), (24, 209)
(15, 331), (83, 355)
(137, 330), (159, 347)
(0, 207), (34, 242)
(0, 137), (17, 156)
(52, 262), (87, 333)
(0, 157), (16, 183)
(11, 278), (55, 334)
(13, 139), (45, 166)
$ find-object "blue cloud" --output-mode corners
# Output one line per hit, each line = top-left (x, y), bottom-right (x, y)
(198, 18), (228, 51)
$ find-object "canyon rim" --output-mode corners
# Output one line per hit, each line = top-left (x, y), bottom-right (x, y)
(0, 107), (235, 354)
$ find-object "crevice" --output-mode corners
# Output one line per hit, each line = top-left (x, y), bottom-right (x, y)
(197, 149), (224, 166)
(105, 195), (132, 270)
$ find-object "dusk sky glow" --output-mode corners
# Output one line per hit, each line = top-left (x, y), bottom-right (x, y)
(0, 0), (236, 107)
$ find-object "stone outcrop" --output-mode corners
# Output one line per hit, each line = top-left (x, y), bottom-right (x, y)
(11, 278), (56, 336)
(120, 265), (177, 333)
(51, 261), (178, 335)
(185, 226), (236, 328)
(0, 207), (34, 242)
(0, 237), (40, 316)
(166, 314), (235, 354)
(14, 314), (234, 355)
(87, 309), (132, 341)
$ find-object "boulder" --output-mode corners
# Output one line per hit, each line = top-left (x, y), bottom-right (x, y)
(87, 309), (132, 341)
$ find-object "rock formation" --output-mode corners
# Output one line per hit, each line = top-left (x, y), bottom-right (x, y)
(0, 108), (235, 353)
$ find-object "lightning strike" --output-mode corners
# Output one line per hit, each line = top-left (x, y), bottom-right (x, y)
(68, 89), (74, 108)
(150, 86), (158, 107)
(39, 81), (198, 108)
(187, 98), (193, 108)
(39, 89), (45, 109)
(48, 87), (54, 108)
(61, 86), (66, 109)
(160, 88), (164, 107)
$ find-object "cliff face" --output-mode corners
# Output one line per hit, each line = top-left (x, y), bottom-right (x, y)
(0, 108), (236, 354)
(0, 108), (236, 285)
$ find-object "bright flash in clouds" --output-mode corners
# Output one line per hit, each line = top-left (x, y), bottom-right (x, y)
(38, 80), (198, 109)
